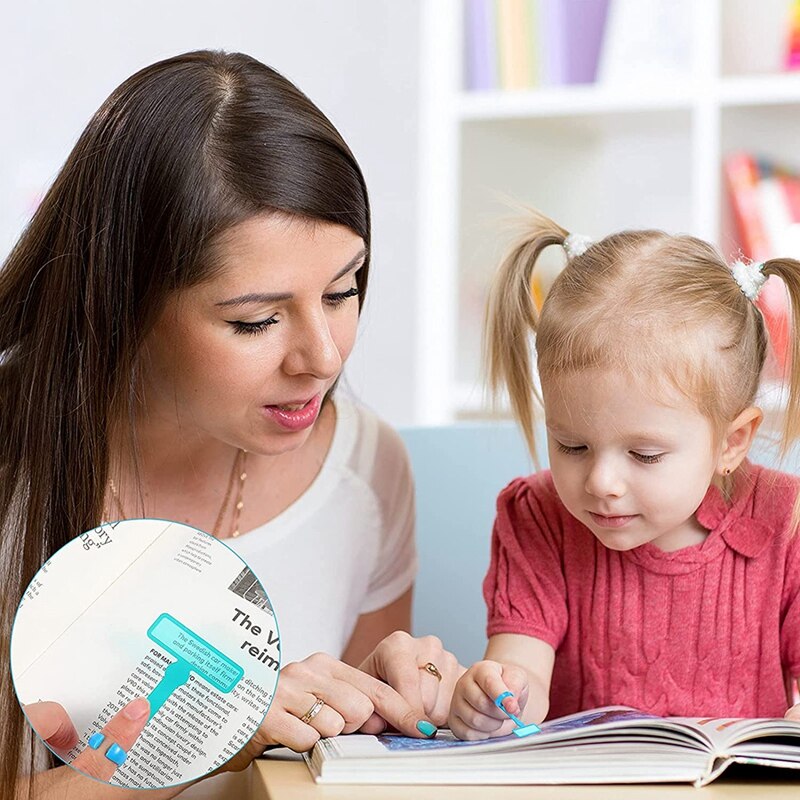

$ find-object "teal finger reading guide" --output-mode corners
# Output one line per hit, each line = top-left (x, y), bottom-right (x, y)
(146, 613), (244, 719)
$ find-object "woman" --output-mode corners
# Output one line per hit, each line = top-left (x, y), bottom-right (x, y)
(0, 50), (460, 797)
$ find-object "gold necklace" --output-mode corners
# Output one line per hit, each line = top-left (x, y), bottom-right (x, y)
(108, 449), (248, 539)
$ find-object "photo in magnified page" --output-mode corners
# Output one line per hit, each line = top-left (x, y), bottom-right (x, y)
(10, 519), (281, 788)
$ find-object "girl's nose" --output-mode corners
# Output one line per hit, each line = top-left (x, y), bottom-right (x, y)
(584, 458), (626, 499)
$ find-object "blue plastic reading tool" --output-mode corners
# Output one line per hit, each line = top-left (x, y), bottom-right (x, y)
(145, 613), (244, 720)
(494, 691), (541, 738)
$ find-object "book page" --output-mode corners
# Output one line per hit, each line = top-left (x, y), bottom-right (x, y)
(11, 519), (281, 789)
(673, 715), (800, 752)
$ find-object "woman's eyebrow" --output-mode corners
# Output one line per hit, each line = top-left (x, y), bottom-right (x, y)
(329, 248), (367, 283)
(215, 248), (367, 309)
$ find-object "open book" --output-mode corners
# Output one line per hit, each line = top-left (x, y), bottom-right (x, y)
(305, 706), (800, 787)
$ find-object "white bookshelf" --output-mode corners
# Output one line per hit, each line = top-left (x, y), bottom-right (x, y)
(416, 0), (800, 423)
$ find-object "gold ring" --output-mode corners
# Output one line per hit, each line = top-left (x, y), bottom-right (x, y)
(299, 697), (325, 724)
(421, 662), (443, 681)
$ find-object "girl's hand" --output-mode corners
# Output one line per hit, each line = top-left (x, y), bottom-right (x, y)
(221, 651), (439, 769)
(784, 676), (800, 720)
(448, 659), (529, 741)
(357, 631), (465, 732)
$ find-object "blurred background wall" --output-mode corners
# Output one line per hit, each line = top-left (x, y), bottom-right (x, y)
(3, 0), (800, 427)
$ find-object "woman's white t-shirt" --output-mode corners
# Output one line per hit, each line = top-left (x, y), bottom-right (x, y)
(181, 395), (417, 798)
(228, 393), (417, 664)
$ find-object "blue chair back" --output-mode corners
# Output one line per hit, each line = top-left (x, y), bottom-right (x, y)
(399, 423), (537, 665)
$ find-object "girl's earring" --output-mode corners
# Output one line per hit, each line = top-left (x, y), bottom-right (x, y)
(723, 467), (731, 476)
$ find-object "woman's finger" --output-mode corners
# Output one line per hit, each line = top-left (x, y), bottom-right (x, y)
(291, 693), (347, 739)
(243, 658), (377, 754)
(281, 659), (375, 734)
(23, 701), (79, 755)
(70, 697), (150, 782)
(418, 648), (462, 727)
(358, 711), (388, 735)
(361, 632), (425, 720)
(316, 677), (376, 734)
(353, 672), (436, 738)
(361, 633), (464, 730)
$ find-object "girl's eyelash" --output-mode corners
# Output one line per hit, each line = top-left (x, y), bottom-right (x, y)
(557, 443), (585, 455)
(324, 286), (359, 307)
(228, 317), (279, 336)
(631, 452), (665, 464)
(556, 443), (664, 465)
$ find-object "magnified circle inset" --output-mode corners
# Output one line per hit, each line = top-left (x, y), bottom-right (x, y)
(10, 519), (280, 788)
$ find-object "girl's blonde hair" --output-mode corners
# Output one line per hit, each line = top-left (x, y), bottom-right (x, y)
(485, 210), (800, 466)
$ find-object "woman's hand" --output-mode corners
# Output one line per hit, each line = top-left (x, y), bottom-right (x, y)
(24, 701), (79, 758)
(221, 651), (440, 769)
(448, 659), (529, 741)
(25, 697), (150, 781)
(357, 631), (464, 733)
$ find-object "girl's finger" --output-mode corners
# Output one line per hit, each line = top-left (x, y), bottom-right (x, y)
(473, 664), (517, 714)
(452, 696), (510, 733)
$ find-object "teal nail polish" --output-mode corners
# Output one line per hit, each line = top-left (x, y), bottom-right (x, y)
(105, 743), (127, 765)
(88, 732), (105, 750)
(416, 720), (436, 737)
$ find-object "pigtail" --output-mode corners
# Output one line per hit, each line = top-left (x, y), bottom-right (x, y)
(761, 258), (800, 454)
(484, 211), (568, 462)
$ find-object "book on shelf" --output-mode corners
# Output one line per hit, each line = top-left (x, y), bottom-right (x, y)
(305, 706), (800, 787)
(462, 0), (610, 91)
(723, 152), (800, 378)
(788, 0), (800, 71)
(558, 0), (610, 85)
(496, 0), (536, 90)
(536, 0), (610, 87)
(464, 0), (497, 90)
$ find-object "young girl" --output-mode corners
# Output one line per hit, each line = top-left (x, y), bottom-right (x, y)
(449, 211), (800, 740)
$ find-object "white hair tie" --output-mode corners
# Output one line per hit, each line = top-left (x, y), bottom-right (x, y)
(563, 233), (593, 259)
(730, 259), (767, 302)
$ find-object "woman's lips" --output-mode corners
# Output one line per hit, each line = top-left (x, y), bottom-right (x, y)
(261, 394), (321, 432)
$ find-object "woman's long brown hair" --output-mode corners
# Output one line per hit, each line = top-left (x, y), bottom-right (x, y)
(0, 50), (371, 796)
